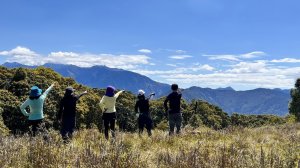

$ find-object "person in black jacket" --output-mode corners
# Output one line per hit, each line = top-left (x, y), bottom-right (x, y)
(135, 90), (154, 136)
(57, 87), (87, 142)
(164, 84), (182, 135)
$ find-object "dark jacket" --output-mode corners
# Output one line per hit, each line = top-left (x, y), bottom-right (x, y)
(57, 91), (86, 120)
(164, 91), (182, 114)
(135, 95), (150, 114)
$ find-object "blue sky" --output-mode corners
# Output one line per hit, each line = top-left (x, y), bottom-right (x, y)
(1, 0), (300, 90)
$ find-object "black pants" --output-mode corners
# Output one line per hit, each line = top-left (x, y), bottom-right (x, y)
(28, 119), (45, 137)
(168, 113), (182, 135)
(61, 117), (76, 140)
(102, 113), (116, 139)
(138, 113), (152, 136)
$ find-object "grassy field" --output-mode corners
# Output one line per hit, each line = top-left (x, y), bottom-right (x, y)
(0, 124), (300, 168)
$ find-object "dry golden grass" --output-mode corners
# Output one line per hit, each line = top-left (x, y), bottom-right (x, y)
(0, 124), (300, 168)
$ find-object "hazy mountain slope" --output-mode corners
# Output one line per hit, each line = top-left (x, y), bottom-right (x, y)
(182, 87), (290, 115)
(2, 62), (170, 97)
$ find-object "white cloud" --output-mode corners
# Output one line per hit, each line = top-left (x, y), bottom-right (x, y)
(204, 51), (266, 62)
(0, 46), (43, 65)
(0, 46), (38, 57)
(169, 55), (193, 60)
(226, 61), (267, 73)
(166, 64), (177, 67)
(240, 51), (266, 59)
(134, 60), (299, 89)
(204, 54), (241, 62)
(175, 50), (186, 54)
(134, 64), (215, 76)
(198, 64), (215, 71)
(158, 61), (299, 89)
(46, 52), (150, 68)
(1, 46), (299, 90)
(138, 49), (152, 54)
(1, 46), (152, 69)
(271, 58), (300, 63)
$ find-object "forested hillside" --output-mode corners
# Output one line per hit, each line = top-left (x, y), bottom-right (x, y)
(0, 66), (230, 135)
(3, 62), (291, 116)
(0, 66), (298, 167)
(0, 66), (290, 135)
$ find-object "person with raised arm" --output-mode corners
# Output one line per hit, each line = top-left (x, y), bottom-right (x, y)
(20, 83), (55, 136)
(164, 84), (182, 135)
(57, 87), (88, 142)
(135, 90), (155, 137)
(100, 86), (124, 140)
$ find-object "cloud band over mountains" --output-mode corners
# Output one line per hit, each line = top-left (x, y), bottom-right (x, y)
(1, 46), (300, 90)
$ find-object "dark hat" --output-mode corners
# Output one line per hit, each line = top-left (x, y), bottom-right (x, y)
(171, 84), (178, 91)
(65, 86), (75, 96)
(105, 86), (115, 97)
(30, 86), (42, 97)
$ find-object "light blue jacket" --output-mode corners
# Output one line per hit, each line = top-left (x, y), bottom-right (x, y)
(20, 84), (54, 120)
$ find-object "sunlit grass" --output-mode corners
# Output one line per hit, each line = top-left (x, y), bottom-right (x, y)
(0, 124), (299, 167)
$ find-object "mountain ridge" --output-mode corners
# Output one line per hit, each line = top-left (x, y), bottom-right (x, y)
(2, 62), (291, 115)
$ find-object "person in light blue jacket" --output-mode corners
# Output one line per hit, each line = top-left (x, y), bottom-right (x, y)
(20, 83), (55, 136)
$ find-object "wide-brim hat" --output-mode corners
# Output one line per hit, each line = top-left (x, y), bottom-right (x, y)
(30, 86), (42, 97)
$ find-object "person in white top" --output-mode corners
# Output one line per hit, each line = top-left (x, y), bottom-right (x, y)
(100, 86), (124, 139)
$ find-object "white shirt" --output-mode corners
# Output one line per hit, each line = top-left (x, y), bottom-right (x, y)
(99, 90), (123, 113)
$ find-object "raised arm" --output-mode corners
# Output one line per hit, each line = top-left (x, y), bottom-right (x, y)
(42, 83), (55, 98)
(76, 91), (88, 100)
(147, 93), (155, 100)
(20, 99), (30, 117)
(114, 90), (124, 98)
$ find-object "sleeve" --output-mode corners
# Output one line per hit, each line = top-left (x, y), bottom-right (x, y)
(135, 101), (139, 113)
(99, 97), (106, 112)
(164, 96), (169, 112)
(20, 99), (30, 117)
(147, 94), (154, 101)
(114, 90), (124, 98)
(57, 98), (64, 120)
(41, 84), (54, 99)
(178, 93), (182, 99)
(75, 92), (88, 100)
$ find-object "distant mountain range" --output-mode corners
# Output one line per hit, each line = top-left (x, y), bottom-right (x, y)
(182, 86), (290, 116)
(2, 62), (170, 97)
(2, 62), (291, 116)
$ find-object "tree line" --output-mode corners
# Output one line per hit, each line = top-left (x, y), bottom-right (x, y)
(0, 66), (296, 135)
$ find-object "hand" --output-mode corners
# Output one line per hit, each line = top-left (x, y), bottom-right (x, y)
(52, 82), (58, 87)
